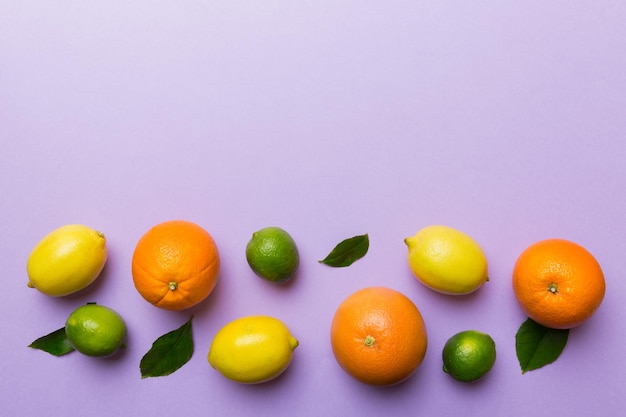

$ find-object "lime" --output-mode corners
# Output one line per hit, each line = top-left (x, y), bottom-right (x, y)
(65, 303), (127, 357)
(442, 330), (496, 382)
(404, 225), (488, 295)
(207, 315), (299, 384)
(27, 224), (108, 297)
(245, 226), (299, 283)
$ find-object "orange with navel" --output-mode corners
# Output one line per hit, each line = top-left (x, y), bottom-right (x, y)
(330, 286), (428, 386)
(512, 238), (605, 329)
(131, 220), (220, 311)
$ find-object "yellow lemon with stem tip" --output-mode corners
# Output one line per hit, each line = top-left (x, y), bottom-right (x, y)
(405, 225), (488, 295)
(208, 316), (299, 383)
(27, 224), (108, 296)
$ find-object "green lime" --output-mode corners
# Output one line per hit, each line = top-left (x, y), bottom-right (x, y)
(245, 226), (299, 283)
(65, 303), (127, 357)
(442, 330), (496, 382)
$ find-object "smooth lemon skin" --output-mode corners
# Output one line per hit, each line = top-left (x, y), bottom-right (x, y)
(208, 316), (299, 384)
(27, 224), (108, 297)
(405, 225), (488, 295)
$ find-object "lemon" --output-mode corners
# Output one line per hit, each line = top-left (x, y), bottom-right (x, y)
(245, 226), (299, 283)
(27, 224), (108, 297)
(404, 225), (488, 295)
(208, 315), (299, 384)
(442, 330), (496, 382)
(65, 303), (127, 357)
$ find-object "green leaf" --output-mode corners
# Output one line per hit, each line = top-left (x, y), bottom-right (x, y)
(319, 234), (369, 267)
(140, 316), (194, 378)
(515, 318), (569, 374)
(28, 327), (75, 357)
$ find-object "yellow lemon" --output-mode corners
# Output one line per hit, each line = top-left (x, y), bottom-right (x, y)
(27, 224), (108, 297)
(404, 225), (488, 295)
(208, 316), (299, 384)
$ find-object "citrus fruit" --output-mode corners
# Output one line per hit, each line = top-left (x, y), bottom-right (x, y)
(512, 238), (605, 329)
(27, 224), (108, 297)
(330, 286), (428, 386)
(405, 225), (488, 295)
(131, 220), (220, 311)
(65, 303), (127, 357)
(442, 330), (496, 382)
(207, 315), (299, 384)
(245, 226), (299, 283)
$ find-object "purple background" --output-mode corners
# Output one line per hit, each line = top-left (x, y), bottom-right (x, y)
(2, 1), (625, 416)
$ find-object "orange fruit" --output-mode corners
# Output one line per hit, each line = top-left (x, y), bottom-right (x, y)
(131, 220), (220, 311)
(330, 286), (428, 386)
(512, 238), (605, 329)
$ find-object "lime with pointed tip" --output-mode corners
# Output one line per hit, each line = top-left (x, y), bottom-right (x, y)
(245, 226), (299, 283)
(65, 303), (127, 357)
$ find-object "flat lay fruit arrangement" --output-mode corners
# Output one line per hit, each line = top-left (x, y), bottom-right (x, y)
(27, 221), (606, 384)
